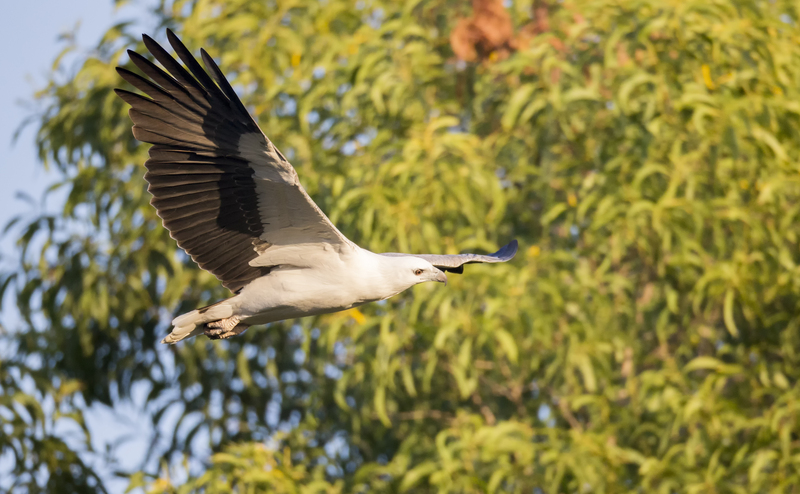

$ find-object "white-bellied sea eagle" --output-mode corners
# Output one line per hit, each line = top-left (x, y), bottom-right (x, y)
(115, 30), (518, 343)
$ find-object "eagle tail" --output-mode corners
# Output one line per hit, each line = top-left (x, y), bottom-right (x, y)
(162, 300), (235, 344)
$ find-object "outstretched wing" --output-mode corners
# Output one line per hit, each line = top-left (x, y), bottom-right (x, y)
(116, 30), (355, 293)
(381, 240), (518, 274)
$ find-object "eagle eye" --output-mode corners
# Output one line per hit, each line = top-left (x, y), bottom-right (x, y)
(414, 268), (424, 276)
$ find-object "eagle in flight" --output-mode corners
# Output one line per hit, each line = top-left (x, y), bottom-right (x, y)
(115, 30), (518, 343)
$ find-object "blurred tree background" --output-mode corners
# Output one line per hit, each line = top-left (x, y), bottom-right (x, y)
(3, 0), (800, 491)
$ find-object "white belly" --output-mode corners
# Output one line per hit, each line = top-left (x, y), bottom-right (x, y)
(233, 265), (383, 326)
(223, 246), (418, 327)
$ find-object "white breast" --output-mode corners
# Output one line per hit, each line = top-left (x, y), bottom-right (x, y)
(232, 247), (410, 325)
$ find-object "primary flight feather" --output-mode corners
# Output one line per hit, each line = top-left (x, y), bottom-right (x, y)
(115, 30), (518, 344)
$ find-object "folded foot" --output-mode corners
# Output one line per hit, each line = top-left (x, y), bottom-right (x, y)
(204, 316), (249, 340)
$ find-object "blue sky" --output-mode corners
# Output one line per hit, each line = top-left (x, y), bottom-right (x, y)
(0, 2), (166, 492)
(0, 0), (114, 259)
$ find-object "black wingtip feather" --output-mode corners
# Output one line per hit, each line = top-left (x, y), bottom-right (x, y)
(142, 32), (157, 46)
(165, 28), (179, 46)
(142, 32), (206, 95)
(166, 29), (228, 102)
(492, 239), (518, 261)
(199, 48), (254, 121)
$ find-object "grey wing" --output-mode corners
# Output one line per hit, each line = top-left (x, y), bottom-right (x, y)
(115, 29), (355, 293)
(381, 240), (518, 274)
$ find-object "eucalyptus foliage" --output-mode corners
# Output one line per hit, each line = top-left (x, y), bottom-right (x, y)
(3, 0), (800, 492)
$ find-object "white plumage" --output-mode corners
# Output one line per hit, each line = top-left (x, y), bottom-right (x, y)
(115, 30), (517, 344)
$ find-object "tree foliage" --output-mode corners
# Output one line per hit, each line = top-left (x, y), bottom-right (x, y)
(3, 0), (800, 492)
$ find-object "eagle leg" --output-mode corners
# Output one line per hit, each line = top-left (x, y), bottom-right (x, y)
(204, 317), (249, 340)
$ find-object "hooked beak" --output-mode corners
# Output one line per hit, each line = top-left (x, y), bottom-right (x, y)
(434, 269), (448, 285)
